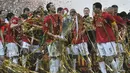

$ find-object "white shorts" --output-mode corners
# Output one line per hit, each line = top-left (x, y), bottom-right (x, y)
(30, 45), (40, 53)
(78, 42), (89, 55)
(6, 43), (19, 57)
(47, 42), (60, 57)
(66, 47), (71, 54)
(117, 43), (124, 53)
(71, 42), (89, 56)
(71, 44), (80, 55)
(97, 42), (117, 57)
(22, 41), (30, 49)
(49, 58), (60, 73)
(0, 41), (4, 56)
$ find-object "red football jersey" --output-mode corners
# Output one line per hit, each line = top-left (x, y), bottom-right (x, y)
(93, 12), (116, 43)
(43, 14), (63, 43)
(71, 14), (88, 44)
(5, 16), (19, 43)
(4, 24), (15, 43)
(113, 15), (125, 30)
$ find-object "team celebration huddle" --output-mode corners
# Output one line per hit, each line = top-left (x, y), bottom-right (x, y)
(0, 1), (130, 73)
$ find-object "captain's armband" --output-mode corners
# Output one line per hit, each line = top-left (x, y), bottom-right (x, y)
(111, 21), (116, 26)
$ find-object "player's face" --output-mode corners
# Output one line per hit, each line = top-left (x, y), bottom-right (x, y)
(113, 7), (118, 14)
(50, 4), (56, 13)
(84, 8), (90, 16)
